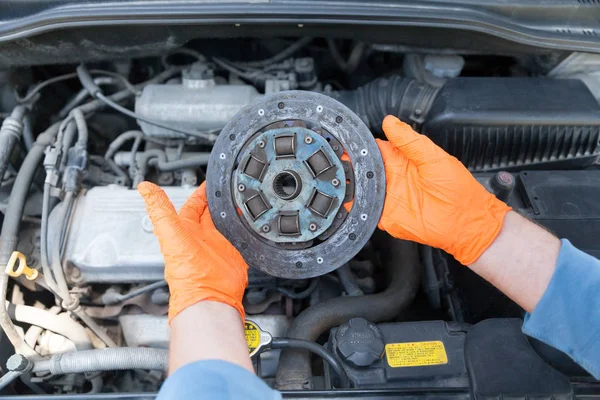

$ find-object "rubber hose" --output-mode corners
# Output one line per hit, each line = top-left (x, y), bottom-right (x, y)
(270, 338), (349, 388)
(50, 192), (75, 302)
(335, 263), (363, 296)
(22, 113), (34, 151)
(39, 183), (58, 294)
(0, 124), (59, 263)
(275, 236), (421, 390)
(59, 122), (77, 170)
(24, 306), (60, 348)
(104, 130), (144, 160)
(0, 124), (59, 359)
(72, 108), (88, 147)
(32, 348), (168, 374)
(78, 67), (181, 116)
(7, 303), (93, 351)
(332, 76), (439, 133)
(276, 278), (320, 300)
(0, 70), (179, 357)
(0, 106), (26, 182)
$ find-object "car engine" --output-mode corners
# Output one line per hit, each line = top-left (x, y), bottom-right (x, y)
(0, 32), (599, 398)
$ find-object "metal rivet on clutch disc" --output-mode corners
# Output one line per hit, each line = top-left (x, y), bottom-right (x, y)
(207, 91), (385, 279)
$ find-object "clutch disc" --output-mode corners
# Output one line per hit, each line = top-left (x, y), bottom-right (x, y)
(207, 91), (385, 279)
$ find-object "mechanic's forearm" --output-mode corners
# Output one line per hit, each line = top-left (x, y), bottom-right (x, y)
(469, 211), (561, 313)
(168, 301), (253, 375)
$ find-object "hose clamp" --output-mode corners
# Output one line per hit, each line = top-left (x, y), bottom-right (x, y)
(61, 296), (80, 311)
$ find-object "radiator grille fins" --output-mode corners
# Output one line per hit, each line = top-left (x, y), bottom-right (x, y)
(438, 125), (600, 171)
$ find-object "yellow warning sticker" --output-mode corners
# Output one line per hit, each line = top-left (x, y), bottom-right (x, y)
(245, 321), (261, 355)
(385, 341), (448, 368)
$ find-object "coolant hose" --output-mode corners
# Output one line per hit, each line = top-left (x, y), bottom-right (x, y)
(0, 105), (26, 182)
(332, 76), (439, 133)
(0, 123), (60, 359)
(336, 263), (363, 296)
(32, 348), (168, 375)
(270, 338), (349, 388)
(275, 236), (421, 390)
(7, 303), (93, 351)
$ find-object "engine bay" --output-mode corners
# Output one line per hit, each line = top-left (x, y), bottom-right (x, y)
(0, 34), (599, 397)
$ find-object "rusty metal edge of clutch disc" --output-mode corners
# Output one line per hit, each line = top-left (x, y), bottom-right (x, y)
(207, 91), (385, 279)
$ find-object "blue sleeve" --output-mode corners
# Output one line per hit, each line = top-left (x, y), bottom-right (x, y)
(523, 239), (600, 379)
(156, 360), (282, 400)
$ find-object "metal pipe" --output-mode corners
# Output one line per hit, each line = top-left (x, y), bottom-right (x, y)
(114, 150), (211, 171)
(0, 371), (22, 391)
(70, 306), (117, 348)
(275, 236), (421, 390)
(102, 280), (168, 305)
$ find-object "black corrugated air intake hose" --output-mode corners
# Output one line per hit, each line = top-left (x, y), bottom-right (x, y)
(275, 235), (421, 390)
(332, 76), (440, 133)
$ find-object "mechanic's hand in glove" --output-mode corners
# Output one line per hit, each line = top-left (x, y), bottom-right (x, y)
(377, 115), (511, 265)
(138, 181), (248, 323)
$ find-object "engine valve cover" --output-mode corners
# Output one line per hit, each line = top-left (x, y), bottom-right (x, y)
(207, 91), (385, 279)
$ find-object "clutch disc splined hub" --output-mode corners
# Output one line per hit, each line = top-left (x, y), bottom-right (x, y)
(207, 91), (385, 279)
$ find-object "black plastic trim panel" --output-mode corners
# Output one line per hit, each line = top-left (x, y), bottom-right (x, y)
(0, 0), (600, 53)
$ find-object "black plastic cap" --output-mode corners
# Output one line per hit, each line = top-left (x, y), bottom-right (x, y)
(490, 171), (515, 202)
(335, 317), (385, 368)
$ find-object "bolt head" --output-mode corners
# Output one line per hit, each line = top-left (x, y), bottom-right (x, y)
(258, 141), (266, 148)
(309, 223), (317, 231)
(332, 178), (340, 187)
(238, 184), (245, 192)
(262, 225), (271, 232)
(7, 354), (30, 372)
(304, 136), (313, 144)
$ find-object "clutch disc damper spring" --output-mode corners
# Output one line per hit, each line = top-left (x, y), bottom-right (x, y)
(207, 91), (385, 279)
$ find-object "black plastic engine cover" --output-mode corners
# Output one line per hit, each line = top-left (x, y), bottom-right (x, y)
(423, 78), (600, 172)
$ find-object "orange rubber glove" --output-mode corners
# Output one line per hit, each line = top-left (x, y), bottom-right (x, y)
(138, 181), (248, 323)
(377, 115), (511, 265)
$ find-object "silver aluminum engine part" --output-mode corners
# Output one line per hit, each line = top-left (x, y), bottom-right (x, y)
(119, 314), (169, 349)
(207, 91), (385, 279)
(48, 185), (194, 284)
(118, 314), (289, 377)
(134, 65), (262, 138)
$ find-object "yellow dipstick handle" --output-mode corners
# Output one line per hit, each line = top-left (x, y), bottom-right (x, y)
(5, 252), (38, 281)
